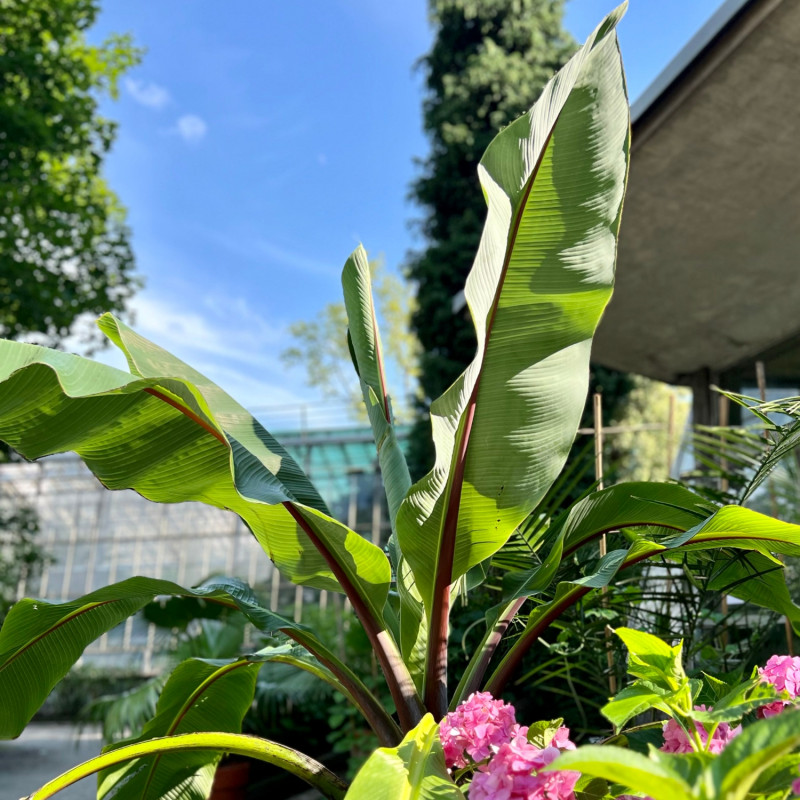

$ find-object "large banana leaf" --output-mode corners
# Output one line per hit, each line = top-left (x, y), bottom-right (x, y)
(98, 657), (260, 800)
(345, 714), (463, 800)
(0, 325), (388, 618)
(394, 6), (630, 711)
(0, 576), (397, 743)
(0, 318), (424, 727)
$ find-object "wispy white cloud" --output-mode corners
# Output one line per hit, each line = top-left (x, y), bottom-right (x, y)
(172, 114), (208, 143)
(201, 229), (339, 279)
(74, 288), (311, 409)
(125, 78), (171, 109)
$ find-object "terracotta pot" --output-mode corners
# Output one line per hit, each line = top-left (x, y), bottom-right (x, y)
(209, 758), (251, 800)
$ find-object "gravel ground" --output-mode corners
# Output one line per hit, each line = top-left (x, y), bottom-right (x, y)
(0, 723), (103, 800)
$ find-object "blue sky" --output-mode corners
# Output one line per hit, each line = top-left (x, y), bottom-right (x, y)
(88, 0), (725, 425)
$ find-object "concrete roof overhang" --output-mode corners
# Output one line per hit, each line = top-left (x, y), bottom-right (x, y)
(592, 0), (800, 387)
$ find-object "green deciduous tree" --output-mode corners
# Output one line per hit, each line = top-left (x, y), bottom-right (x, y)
(281, 256), (421, 423)
(0, 0), (142, 347)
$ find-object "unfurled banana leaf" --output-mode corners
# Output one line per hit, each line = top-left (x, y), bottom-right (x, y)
(345, 714), (463, 799)
(556, 482), (712, 554)
(342, 244), (411, 532)
(98, 657), (261, 800)
(393, 6), (630, 713)
(0, 576), (397, 743)
(341, 246), (428, 692)
(452, 481), (712, 701)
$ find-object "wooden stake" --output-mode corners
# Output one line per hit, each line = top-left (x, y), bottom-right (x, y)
(594, 392), (616, 694)
(756, 361), (794, 655)
(718, 393), (730, 652)
(719, 394), (730, 495)
(667, 392), (676, 480)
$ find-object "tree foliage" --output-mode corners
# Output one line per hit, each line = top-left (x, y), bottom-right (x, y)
(0, 503), (48, 625)
(0, 0), (142, 346)
(281, 256), (421, 422)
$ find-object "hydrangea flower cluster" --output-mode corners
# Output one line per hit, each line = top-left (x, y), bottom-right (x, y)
(758, 654), (800, 718)
(439, 692), (518, 768)
(439, 692), (578, 800)
(660, 705), (741, 754)
(468, 727), (579, 800)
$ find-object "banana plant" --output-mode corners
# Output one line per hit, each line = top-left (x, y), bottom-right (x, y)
(5, 6), (800, 798)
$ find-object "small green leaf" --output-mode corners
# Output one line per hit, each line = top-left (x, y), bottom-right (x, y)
(345, 714), (463, 799)
(601, 683), (676, 732)
(550, 745), (693, 800)
(615, 628), (686, 691)
(710, 709), (800, 800)
(526, 718), (564, 749)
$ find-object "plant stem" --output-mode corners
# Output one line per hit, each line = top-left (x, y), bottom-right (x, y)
(24, 733), (348, 800)
(450, 597), (526, 708)
(284, 502), (424, 731)
(485, 548), (663, 696)
(282, 629), (402, 746)
(425, 395), (478, 718)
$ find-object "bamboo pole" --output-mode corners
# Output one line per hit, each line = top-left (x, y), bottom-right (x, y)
(718, 394), (729, 653)
(756, 361), (794, 655)
(594, 393), (616, 694)
(666, 392), (676, 480)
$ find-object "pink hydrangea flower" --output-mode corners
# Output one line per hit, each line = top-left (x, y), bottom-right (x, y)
(758, 654), (800, 718)
(469, 727), (580, 800)
(661, 705), (741, 754)
(439, 692), (518, 768)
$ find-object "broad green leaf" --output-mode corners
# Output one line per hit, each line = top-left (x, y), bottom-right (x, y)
(601, 683), (677, 732)
(395, 7), (630, 623)
(690, 679), (778, 724)
(555, 482), (712, 554)
(486, 506), (800, 694)
(748, 753), (800, 797)
(710, 712), (800, 800)
(24, 732), (347, 800)
(0, 331), (390, 625)
(98, 657), (260, 800)
(345, 714), (463, 800)
(526, 718), (565, 748)
(0, 576), (395, 743)
(664, 504), (800, 557)
(550, 745), (693, 800)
